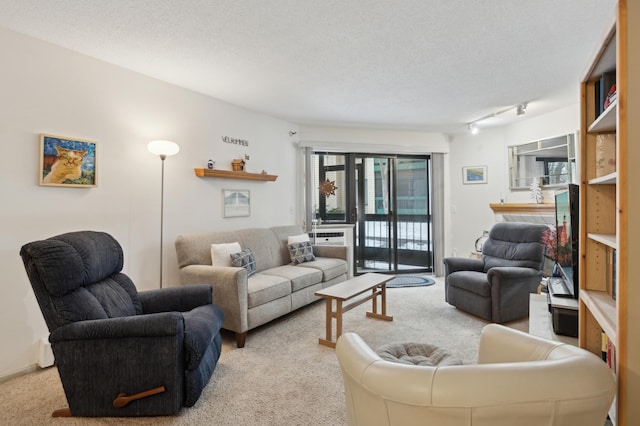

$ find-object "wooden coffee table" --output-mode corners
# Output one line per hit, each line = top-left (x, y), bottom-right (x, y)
(315, 272), (394, 348)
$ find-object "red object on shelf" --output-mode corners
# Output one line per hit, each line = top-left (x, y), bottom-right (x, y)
(603, 84), (617, 110)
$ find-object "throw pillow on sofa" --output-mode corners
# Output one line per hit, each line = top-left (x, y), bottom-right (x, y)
(211, 242), (242, 267)
(230, 248), (256, 276)
(288, 241), (316, 264)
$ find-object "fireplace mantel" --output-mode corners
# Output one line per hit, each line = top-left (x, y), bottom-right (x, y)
(489, 203), (555, 215)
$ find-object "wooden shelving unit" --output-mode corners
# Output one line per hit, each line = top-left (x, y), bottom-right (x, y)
(194, 168), (278, 181)
(578, 2), (639, 424)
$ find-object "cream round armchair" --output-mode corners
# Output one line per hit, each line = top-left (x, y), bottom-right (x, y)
(335, 324), (615, 426)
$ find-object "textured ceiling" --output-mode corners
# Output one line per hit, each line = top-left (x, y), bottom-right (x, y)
(0, 0), (617, 133)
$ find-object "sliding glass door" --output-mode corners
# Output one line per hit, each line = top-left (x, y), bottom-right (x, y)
(309, 151), (433, 275)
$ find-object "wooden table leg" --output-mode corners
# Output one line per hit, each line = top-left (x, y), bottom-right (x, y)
(366, 284), (393, 321)
(319, 297), (338, 348)
(381, 283), (387, 317)
(371, 288), (378, 315)
(335, 299), (343, 342)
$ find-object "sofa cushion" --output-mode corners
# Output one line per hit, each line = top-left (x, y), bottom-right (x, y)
(230, 248), (256, 277)
(262, 265), (323, 292)
(211, 242), (241, 267)
(288, 241), (316, 264)
(298, 257), (348, 281)
(236, 228), (283, 272)
(247, 273), (291, 308)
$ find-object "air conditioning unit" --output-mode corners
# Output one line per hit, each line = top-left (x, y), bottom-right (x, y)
(309, 231), (346, 246)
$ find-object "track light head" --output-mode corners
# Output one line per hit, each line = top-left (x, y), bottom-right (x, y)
(468, 123), (479, 135)
(516, 102), (528, 116)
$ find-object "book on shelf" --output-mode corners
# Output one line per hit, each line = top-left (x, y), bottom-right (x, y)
(595, 71), (616, 118)
(601, 331), (617, 372)
(606, 247), (617, 299)
(611, 248), (617, 300)
(603, 84), (617, 110)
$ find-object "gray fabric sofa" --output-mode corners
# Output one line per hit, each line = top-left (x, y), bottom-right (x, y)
(175, 225), (349, 347)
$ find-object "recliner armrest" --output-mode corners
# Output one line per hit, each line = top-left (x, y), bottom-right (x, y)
(139, 284), (213, 314)
(443, 257), (484, 274)
(486, 266), (542, 283)
(49, 312), (184, 343)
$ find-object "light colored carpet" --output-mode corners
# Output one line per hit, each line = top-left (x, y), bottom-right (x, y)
(0, 277), (527, 425)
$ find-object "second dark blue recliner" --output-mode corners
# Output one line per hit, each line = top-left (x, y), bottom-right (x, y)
(20, 230), (224, 417)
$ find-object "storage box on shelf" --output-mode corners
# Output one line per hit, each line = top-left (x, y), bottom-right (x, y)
(579, 2), (639, 425)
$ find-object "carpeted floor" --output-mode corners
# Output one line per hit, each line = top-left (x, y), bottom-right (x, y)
(0, 277), (528, 425)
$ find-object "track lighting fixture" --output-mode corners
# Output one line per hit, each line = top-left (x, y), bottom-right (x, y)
(467, 101), (529, 134)
(516, 102), (528, 116)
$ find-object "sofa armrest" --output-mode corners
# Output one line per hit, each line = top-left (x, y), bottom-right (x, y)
(312, 244), (348, 261)
(443, 257), (484, 274)
(178, 264), (248, 334)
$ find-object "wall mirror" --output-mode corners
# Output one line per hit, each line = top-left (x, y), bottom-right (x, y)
(508, 133), (577, 190)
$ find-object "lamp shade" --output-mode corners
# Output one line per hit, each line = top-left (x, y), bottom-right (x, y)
(147, 140), (180, 157)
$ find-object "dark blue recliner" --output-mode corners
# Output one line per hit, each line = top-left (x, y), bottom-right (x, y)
(20, 231), (224, 417)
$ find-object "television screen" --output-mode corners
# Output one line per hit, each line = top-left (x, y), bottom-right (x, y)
(554, 184), (579, 298)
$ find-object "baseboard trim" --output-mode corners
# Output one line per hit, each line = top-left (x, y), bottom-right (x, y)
(0, 364), (40, 383)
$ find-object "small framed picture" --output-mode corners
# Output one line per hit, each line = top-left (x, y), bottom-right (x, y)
(223, 189), (250, 217)
(39, 134), (97, 187)
(462, 165), (488, 184)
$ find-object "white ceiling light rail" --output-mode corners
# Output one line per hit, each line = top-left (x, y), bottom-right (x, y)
(467, 102), (528, 134)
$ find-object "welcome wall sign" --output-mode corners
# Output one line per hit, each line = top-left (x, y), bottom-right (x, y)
(221, 136), (249, 147)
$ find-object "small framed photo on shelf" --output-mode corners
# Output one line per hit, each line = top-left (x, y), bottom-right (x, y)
(39, 134), (97, 187)
(223, 189), (250, 218)
(462, 165), (488, 184)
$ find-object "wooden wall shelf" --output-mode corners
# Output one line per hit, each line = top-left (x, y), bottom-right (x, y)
(489, 203), (555, 215)
(194, 168), (278, 181)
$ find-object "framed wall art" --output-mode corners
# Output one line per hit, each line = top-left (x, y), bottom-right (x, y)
(462, 165), (488, 184)
(39, 134), (97, 187)
(223, 189), (250, 217)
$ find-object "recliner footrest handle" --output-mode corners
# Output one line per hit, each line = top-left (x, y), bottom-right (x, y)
(113, 386), (166, 408)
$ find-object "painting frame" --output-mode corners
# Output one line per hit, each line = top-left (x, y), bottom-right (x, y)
(223, 189), (250, 218)
(39, 134), (98, 188)
(462, 165), (488, 184)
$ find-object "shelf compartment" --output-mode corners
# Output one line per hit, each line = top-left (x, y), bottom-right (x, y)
(580, 289), (617, 345)
(587, 233), (617, 249)
(194, 168), (278, 181)
(588, 98), (617, 133)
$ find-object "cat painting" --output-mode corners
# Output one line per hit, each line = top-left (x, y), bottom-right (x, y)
(42, 146), (88, 184)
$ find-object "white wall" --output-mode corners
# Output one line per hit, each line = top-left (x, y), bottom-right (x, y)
(0, 28), (299, 378)
(446, 104), (580, 258)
